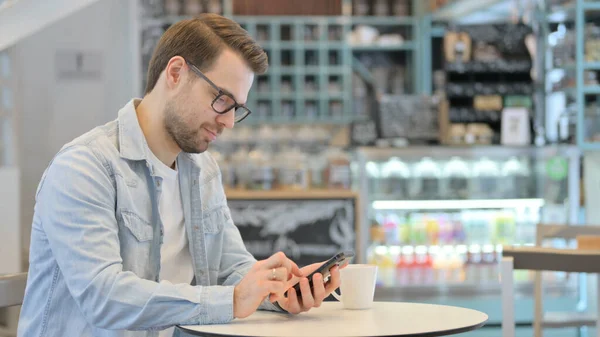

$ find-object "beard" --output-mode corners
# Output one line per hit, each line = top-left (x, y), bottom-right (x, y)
(163, 98), (208, 154)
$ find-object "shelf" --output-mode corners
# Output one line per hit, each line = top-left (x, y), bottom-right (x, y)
(432, 0), (508, 21)
(584, 2), (600, 11)
(356, 145), (580, 161)
(446, 61), (532, 73)
(224, 189), (357, 200)
(351, 42), (415, 51)
(579, 142), (600, 151)
(253, 92), (271, 99)
(546, 2), (575, 23)
(371, 198), (545, 210)
(584, 62), (600, 70)
(350, 16), (415, 26)
(583, 86), (600, 94)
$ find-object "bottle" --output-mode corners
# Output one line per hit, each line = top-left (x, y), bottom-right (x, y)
(493, 210), (516, 245)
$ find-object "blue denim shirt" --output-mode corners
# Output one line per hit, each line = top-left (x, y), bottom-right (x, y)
(18, 99), (280, 337)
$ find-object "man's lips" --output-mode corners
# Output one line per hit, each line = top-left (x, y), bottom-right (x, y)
(204, 128), (218, 141)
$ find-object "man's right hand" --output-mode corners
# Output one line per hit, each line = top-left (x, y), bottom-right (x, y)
(233, 252), (302, 319)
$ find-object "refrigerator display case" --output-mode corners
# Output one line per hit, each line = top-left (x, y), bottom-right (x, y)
(354, 145), (582, 304)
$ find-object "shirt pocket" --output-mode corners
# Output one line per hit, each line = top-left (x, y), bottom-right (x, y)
(120, 210), (154, 242)
(202, 206), (227, 234)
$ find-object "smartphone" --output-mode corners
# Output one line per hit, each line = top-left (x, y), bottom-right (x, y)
(291, 250), (354, 295)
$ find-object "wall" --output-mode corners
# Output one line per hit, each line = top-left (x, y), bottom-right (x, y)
(14, 0), (135, 262)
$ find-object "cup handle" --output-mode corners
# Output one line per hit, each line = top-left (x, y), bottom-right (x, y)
(331, 288), (342, 302)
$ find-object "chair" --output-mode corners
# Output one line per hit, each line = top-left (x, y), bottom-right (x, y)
(502, 224), (600, 337)
(0, 272), (27, 337)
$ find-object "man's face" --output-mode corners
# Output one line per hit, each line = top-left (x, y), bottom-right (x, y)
(164, 49), (254, 153)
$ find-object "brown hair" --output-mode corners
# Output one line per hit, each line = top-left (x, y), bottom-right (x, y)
(144, 13), (268, 94)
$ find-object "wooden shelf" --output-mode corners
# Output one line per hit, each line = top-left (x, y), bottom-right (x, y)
(225, 189), (357, 200)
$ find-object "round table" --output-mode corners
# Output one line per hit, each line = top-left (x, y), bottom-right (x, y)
(178, 301), (488, 337)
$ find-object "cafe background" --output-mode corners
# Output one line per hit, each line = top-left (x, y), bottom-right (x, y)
(2, 0), (600, 336)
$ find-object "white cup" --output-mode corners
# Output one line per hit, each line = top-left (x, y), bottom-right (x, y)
(331, 264), (377, 310)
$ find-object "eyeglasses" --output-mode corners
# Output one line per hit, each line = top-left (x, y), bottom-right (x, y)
(185, 59), (252, 123)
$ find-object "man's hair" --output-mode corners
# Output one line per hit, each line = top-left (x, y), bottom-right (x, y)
(144, 13), (268, 94)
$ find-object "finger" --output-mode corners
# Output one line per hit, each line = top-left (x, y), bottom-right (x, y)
(265, 252), (303, 278)
(265, 252), (288, 268)
(264, 267), (289, 282)
(325, 266), (341, 294)
(285, 287), (302, 314)
(311, 273), (326, 307)
(264, 280), (286, 300)
(299, 277), (314, 311)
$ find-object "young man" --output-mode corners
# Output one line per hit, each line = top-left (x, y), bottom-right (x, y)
(18, 14), (342, 337)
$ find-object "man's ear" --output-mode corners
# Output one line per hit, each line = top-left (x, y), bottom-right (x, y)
(164, 56), (186, 90)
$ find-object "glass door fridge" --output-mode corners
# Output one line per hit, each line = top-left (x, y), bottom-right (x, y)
(354, 145), (582, 336)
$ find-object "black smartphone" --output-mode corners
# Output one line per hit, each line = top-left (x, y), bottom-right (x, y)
(291, 250), (354, 295)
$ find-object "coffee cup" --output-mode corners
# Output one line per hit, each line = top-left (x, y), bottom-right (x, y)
(331, 264), (377, 309)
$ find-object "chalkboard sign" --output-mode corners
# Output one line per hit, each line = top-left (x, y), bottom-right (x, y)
(227, 191), (358, 267)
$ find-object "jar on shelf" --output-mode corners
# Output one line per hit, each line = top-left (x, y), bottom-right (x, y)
(210, 150), (234, 189)
(380, 157), (411, 198)
(277, 147), (309, 190)
(247, 145), (275, 191)
(470, 157), (501, 199)
(230, 146), (250, 189)
(324, 148), (352, 190)
(442, 156), (471, 199)
(501, 157), (531, 199)
(409, 157), (442, 200)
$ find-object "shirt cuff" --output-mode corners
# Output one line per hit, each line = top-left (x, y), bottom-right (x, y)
(199, 285), (235, 324)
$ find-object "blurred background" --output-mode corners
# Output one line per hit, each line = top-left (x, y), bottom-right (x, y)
(2, 0), (600, 336)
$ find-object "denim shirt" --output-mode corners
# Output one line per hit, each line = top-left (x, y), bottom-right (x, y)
(18, 99), (280, 337)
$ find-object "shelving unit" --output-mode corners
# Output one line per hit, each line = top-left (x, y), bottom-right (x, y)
(576, 0), (600, 150)
(134, 0), (423, 125)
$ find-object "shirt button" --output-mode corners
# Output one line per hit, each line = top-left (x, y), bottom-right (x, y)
(194, 225), (199, 230)
(193, 179), (198, 185)
(156, 180), (161, 187)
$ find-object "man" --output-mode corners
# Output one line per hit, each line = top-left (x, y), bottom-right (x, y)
(18, 13), (342, 337)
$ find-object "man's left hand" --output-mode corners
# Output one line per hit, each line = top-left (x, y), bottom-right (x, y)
(275, 261), (347, 314)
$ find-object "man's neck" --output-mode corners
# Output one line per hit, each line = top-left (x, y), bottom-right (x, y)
(135, 96), (181, 168)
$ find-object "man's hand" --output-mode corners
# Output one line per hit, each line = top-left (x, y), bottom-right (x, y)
(276, 260), (348, 314)
(233, 252), (302, 319)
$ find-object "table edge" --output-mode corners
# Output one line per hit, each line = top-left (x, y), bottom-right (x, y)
(177, 317), (489, 337)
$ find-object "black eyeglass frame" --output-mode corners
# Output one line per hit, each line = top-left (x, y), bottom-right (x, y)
(185, 59), (252, 123)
